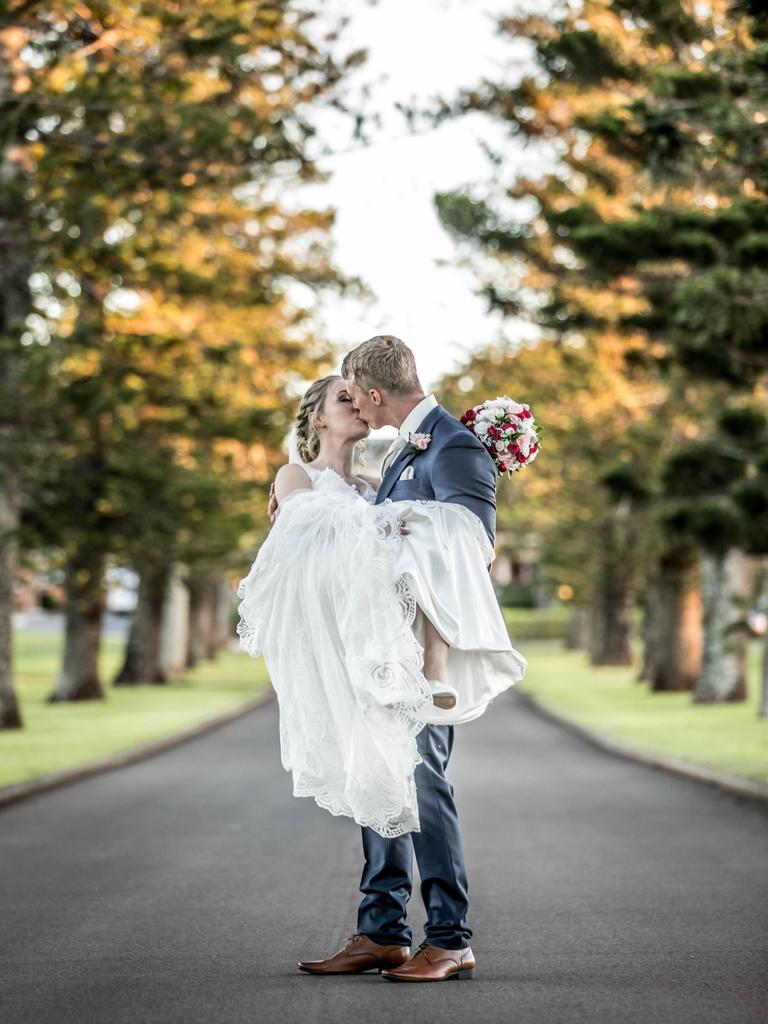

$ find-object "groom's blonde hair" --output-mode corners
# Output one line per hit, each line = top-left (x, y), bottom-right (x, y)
(341, 335), (421, 395)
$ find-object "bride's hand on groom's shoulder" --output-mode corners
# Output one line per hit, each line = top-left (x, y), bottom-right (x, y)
(358, 472), (381, 492)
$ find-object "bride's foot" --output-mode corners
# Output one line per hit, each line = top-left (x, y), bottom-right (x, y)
(427, 679), (458, 710)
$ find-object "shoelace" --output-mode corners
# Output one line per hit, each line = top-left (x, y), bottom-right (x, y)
(344, 935), (438, 956)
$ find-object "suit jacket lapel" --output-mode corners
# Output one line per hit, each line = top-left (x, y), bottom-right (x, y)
(376, 405), (443, 504)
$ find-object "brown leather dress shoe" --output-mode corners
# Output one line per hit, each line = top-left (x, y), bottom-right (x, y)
(380, 943), (475, 982)
(297, 933), (411, 975)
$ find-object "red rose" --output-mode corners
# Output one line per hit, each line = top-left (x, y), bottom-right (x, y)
(464, 408), (477, 421)
(516, 452), (526, 463)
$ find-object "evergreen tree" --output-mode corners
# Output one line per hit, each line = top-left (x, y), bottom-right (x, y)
(433, 1), (695, 668)
(0, 1), (363, 712)
(434, 0), (767, 700)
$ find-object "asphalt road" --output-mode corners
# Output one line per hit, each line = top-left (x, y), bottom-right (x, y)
(2, 687), (767, 1024)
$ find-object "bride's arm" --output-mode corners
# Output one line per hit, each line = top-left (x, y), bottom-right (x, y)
(268, 464), (312, 525)
(275, 463), (312, 501)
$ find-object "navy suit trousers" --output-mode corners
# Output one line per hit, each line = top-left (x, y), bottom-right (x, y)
(356, 722), (472, 950)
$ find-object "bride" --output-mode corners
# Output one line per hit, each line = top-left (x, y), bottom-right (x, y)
(236, 374), (526, 839)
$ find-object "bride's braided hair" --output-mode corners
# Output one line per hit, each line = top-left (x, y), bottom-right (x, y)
(294, 374), (342, 463)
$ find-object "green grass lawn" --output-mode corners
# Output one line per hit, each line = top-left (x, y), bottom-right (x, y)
(5, 620), (766, 792)
(0, 630), (270, 788)
(517, 637), (768, 783)
(502, 604), (570, 639)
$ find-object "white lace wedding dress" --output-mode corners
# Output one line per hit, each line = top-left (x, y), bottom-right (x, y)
(236, 464), (527, 838)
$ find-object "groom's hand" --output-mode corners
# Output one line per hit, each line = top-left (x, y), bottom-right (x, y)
(267, 481), (278, 525)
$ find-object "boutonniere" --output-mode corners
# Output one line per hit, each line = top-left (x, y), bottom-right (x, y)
(406, 431), (432, 453)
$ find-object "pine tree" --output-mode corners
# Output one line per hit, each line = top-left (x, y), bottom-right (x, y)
(433, 1), (767, 699)
(0, 2), (363, 710)
(433, 2), (693, 668)
(527, 0), (768, 701)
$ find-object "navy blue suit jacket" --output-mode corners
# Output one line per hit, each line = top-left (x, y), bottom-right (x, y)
(375, 403), (497, 546)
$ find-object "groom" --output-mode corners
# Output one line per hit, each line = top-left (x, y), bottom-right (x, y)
(296, 335), (497, 983)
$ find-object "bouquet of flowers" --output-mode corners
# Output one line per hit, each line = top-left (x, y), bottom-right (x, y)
(460, 396), (541, 477)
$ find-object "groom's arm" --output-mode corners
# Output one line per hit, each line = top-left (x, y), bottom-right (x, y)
(430, 438), (497, 547)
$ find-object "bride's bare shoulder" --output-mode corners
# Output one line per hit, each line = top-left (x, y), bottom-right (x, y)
(276, 462), (311, 482)
(275, 462), (312, 499)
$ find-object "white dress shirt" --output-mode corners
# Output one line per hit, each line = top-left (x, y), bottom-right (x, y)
(382, 393), (439, 475)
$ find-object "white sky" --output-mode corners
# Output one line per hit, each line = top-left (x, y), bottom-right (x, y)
(291, 0), (549, 401)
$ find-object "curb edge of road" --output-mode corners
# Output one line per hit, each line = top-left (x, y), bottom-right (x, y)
(0, 686), (276, 812)
(515, 687), (768, 807)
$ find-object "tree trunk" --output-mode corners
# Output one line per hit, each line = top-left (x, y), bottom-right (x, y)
(214, 573), (234, 648)
(114, 560), (173, 685)
(692, 548), (750, 703)
(186, 576), (204, 669)
(589, 569), (634, 666)
(0, 456), (22, 728)
(159, 562), (189, 679)
(755, 556), (768, 718)
(203, 578), (220, 659)
(648, 545), (702, 692)
(563, 606), (588, 650)
(0, 68), (28, 727)
(186, 574), (218, 667)
(0, 328), (23, 727)
(587, 496), (638, 667)
(48, 546), (107, 701)
(637, 583), (659, 682)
